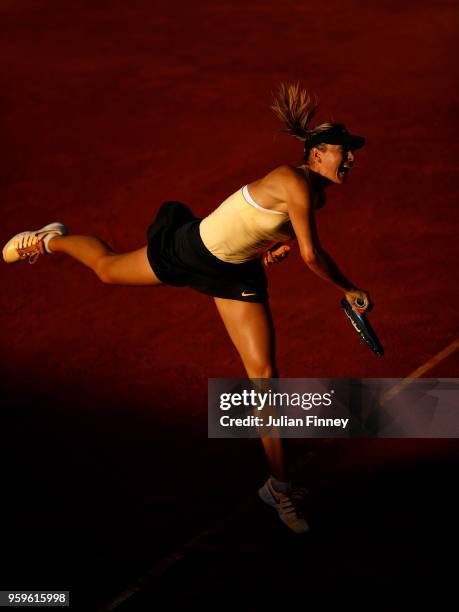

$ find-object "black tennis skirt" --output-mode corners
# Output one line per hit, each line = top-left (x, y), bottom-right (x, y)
(146, 201), (268, 303)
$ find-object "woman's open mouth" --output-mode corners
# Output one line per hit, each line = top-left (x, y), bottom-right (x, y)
(338, 165), (352, 178)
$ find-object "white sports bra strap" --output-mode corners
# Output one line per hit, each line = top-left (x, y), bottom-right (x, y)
(242, 185), (285, 215)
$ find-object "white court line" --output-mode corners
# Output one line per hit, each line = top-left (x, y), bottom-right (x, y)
(100, 338), (459, 611)
(382, 338), (459, 404)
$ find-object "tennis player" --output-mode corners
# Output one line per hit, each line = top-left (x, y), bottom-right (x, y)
(3, 83), (370, 533)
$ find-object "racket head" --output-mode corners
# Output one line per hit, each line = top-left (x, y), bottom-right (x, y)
(341, 298), (384, 356)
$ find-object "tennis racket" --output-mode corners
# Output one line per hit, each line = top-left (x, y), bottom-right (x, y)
(341, 298), (384, 356)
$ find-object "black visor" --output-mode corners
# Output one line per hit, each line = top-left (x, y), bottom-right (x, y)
(305, 124), (365, 152)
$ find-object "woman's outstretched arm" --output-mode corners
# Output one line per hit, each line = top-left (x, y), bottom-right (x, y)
(273, 166), (369, 311)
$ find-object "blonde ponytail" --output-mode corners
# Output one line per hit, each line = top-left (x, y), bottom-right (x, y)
(270, 82), (319, 142)
(271, 82), (347, 159)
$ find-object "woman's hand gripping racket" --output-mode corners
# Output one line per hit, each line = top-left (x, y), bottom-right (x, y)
(262, 242), (291, 269)
(341, 295), (384, 356)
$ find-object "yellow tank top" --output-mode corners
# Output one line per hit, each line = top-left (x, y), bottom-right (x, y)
(199, 185), (294, 263)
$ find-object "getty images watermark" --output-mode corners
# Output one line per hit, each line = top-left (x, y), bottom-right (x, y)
(218, 387), (347, 429)
(207, 378), (459, 438)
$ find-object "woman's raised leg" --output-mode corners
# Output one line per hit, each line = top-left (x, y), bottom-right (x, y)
(48, 235), (161, 286)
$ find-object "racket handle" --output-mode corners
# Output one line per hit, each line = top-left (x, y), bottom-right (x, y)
(355, 298), (366, 308)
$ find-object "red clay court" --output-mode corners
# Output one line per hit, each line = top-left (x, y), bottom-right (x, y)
(1, 1), (458, 609)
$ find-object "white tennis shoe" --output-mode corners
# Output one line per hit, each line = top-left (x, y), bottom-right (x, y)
(258, 477), (310, 534)
(3, 222), (68, 264)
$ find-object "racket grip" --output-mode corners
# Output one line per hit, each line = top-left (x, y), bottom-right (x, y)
(355, 298), (366, 308)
